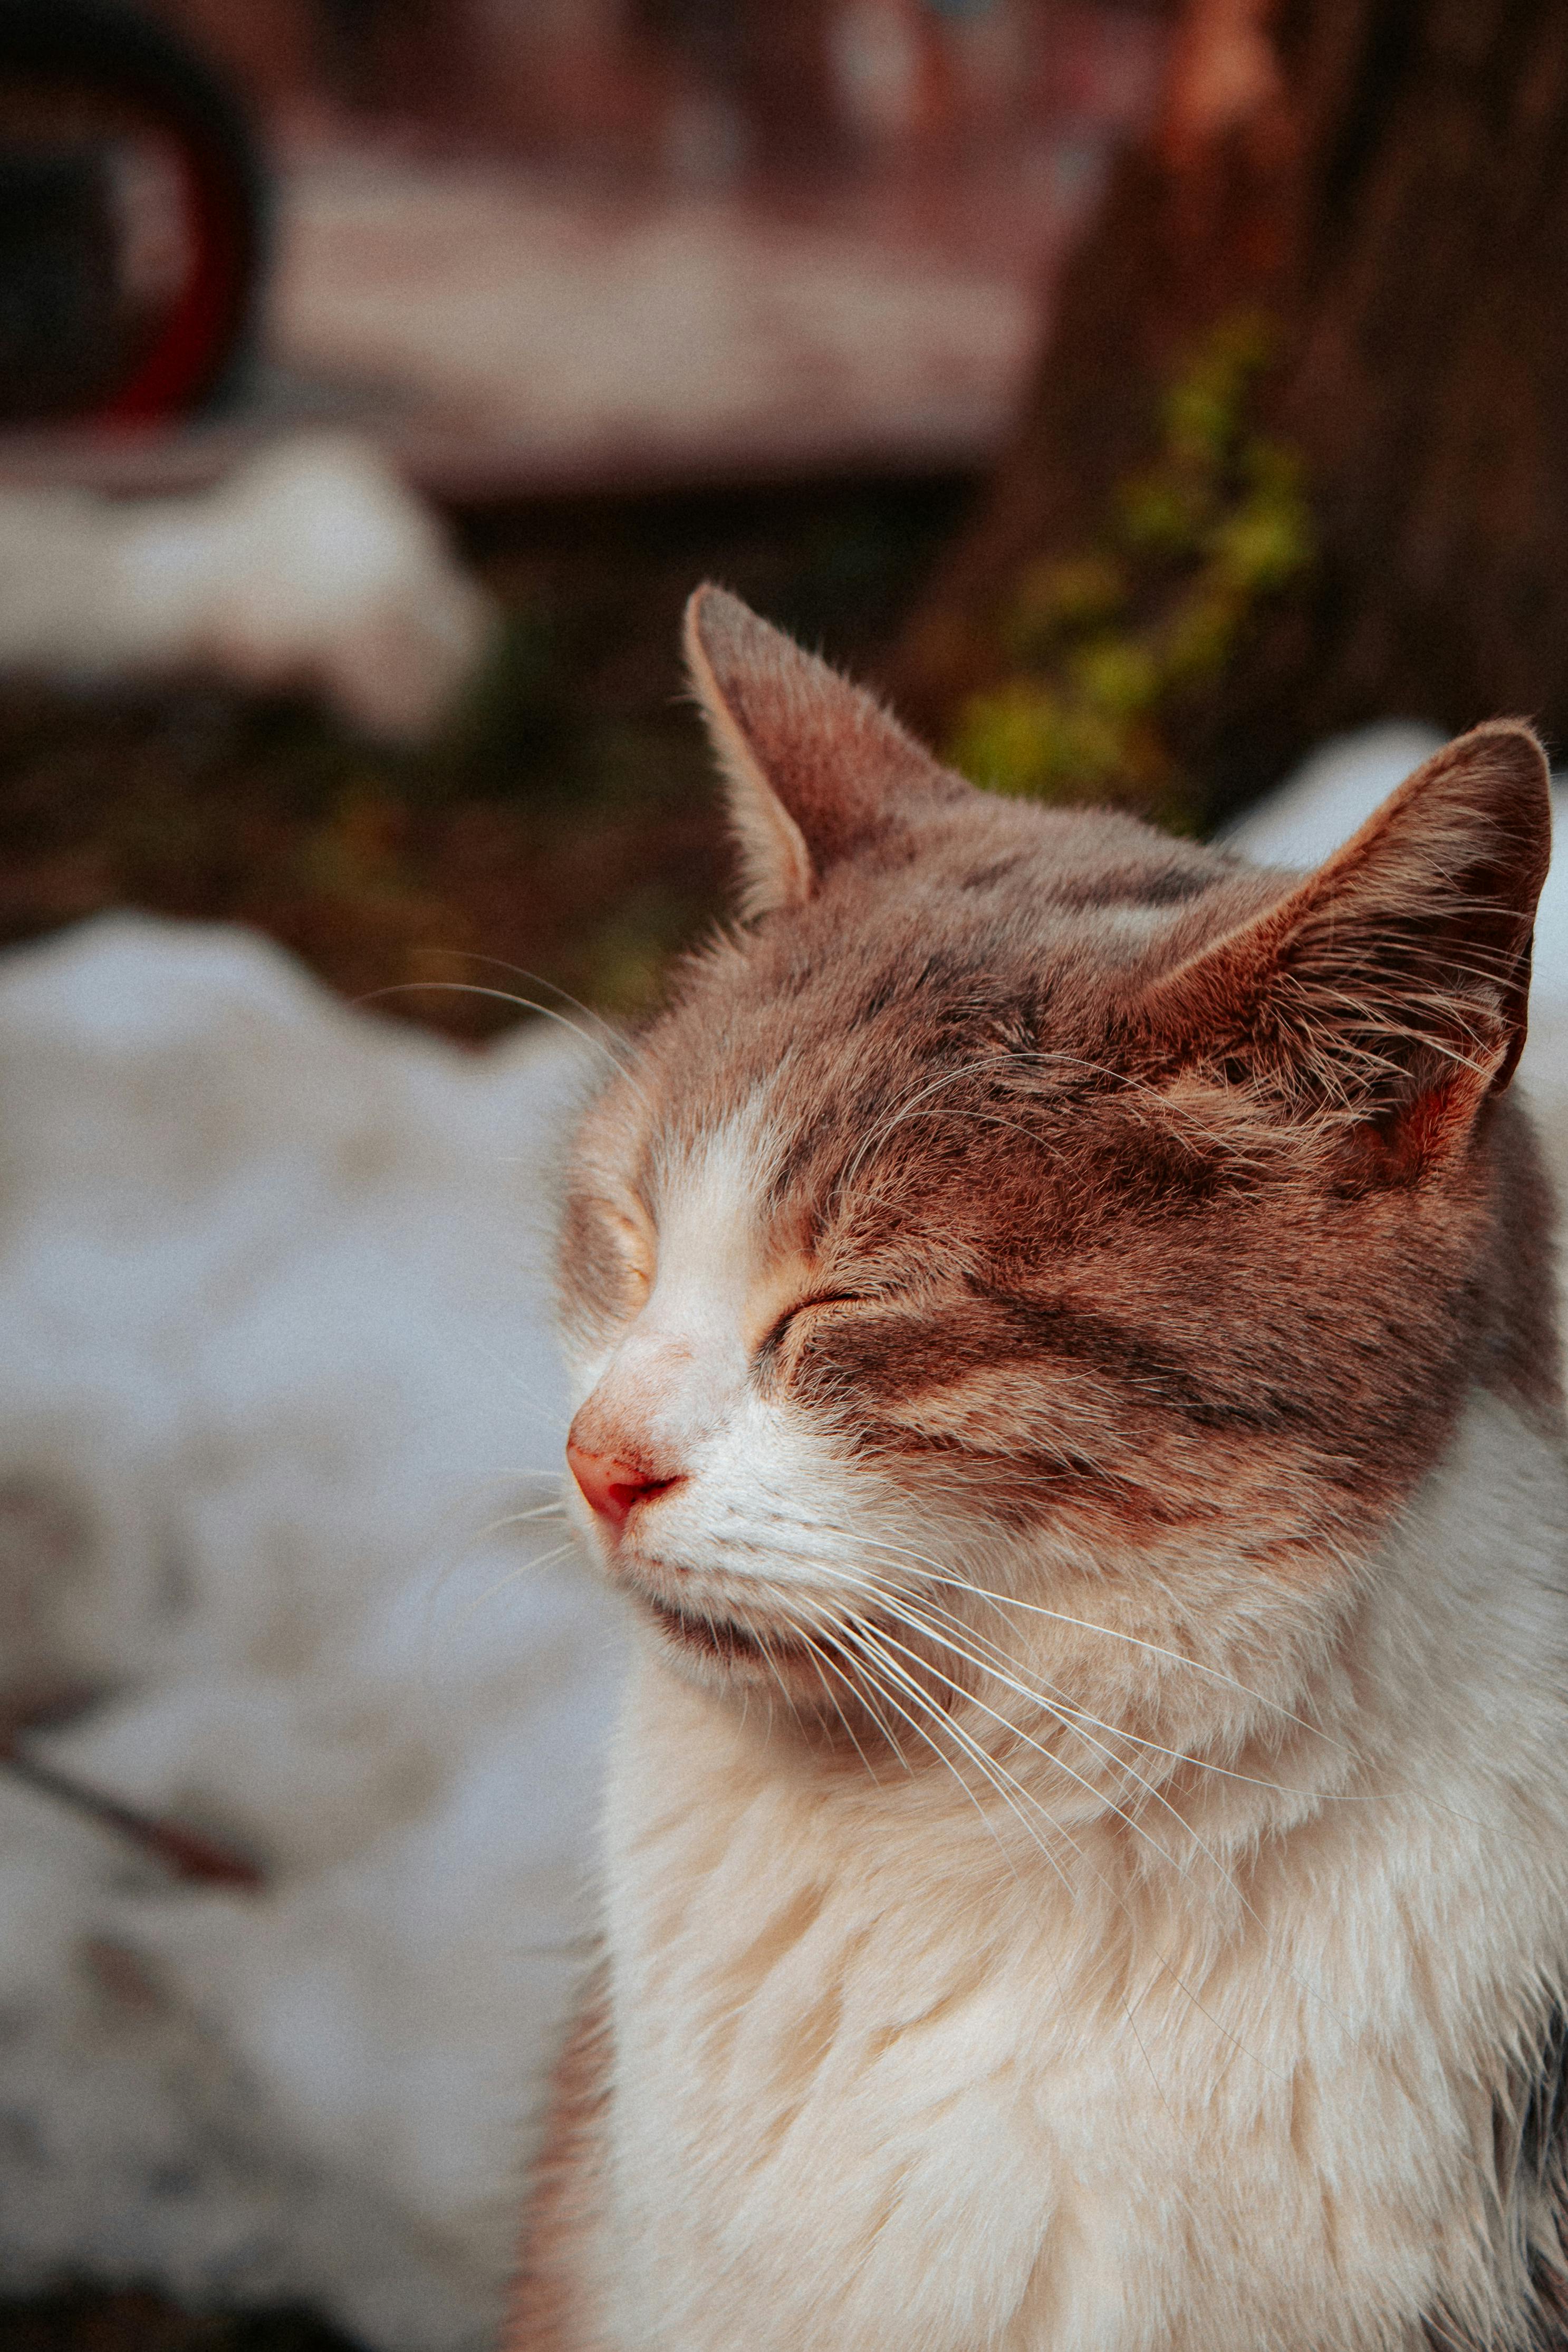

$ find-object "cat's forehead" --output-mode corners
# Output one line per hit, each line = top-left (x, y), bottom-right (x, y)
(630, 800), (1285, 1212)
(666, 806), (1273, 1073)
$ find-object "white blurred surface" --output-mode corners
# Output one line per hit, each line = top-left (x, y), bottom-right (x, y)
(0, 918), (620, 2350)
(0, 437), (495, 740)
(1218, 723), (1448, 870)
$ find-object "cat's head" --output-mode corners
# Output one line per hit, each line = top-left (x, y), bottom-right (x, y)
(557, 587), (1553, 1764)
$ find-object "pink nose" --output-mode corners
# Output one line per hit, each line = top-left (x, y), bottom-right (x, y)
(566, 1440), (679, 1530)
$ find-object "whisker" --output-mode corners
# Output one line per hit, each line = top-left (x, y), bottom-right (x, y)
(848, 1532), (1348, 1752)
(821, 1581), (1191, 1881)
(825, 1616), (1180, 2104)
(826, 1541), (1332, 1801)
(445, 1538), (581, 1635)
(754, 1619), (812, 1736)
(357, 980), (636, 1084)
(797, 1630), (897, 1785)
(435, 954), (633, 1065)
(468, 1501), (571, 1545)
(801, 1551), (1347, 2029)
(814, 1619), (1029, 1886)
(778, 1511), (1338, 1751)
(844, 1610), (1282, 2079)
(835, 1053), (1038, 1199)
(841, 1570), (1322, 1933)
(455, 1329), (573, 1436)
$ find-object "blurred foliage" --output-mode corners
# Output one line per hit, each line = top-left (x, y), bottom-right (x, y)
(949, 313), (1314, 825)
(0, 476), (968, 1041)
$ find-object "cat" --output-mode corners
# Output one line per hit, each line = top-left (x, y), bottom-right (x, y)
(508, 584), (1568, 2352)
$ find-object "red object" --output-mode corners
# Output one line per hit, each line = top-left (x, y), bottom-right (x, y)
(0, 0), (266, 424)
(99, 113), (248, 420)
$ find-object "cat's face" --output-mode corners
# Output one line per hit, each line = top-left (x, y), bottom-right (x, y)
(557, 589), (1553, 1758)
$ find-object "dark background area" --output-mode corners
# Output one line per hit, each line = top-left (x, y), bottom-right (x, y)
(0, 472), (975, 1037)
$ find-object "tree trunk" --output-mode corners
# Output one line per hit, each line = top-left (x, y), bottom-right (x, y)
(889, 0), (1568, 822)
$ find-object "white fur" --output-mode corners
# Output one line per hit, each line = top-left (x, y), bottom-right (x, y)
(581, 1388), (1568, 2349)
(566, 1115), (890, 1628)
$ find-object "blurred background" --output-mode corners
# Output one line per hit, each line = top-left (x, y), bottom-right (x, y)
(0, 0), (1162, 1030)
(4, 1), (1566, 2348)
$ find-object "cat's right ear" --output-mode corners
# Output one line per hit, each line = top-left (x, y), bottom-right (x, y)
(1138, 719), (1552, 1160)
(684, 584), (964, 919)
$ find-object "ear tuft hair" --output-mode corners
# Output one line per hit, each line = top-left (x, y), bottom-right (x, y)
(1139, 720), (1552, 1155)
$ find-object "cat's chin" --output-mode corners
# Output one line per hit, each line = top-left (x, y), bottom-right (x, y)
(633, 1587), (819, 1691)
(626, 1580), (934, 1752)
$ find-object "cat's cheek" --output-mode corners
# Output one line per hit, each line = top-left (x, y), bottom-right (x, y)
(562, 1265), (650, 1357)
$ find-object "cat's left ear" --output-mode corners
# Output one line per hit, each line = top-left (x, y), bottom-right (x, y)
(1139, 719), (1552, 1158)
(684, 584), (966, 919)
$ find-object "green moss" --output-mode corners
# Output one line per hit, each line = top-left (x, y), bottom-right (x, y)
(1003, 553), (1128, 658)
(1066, 634), (1161, 721)
(953, 681), (1123, 798)
(951, 310), (1314, 817)
(1160, 583), (1244, 688)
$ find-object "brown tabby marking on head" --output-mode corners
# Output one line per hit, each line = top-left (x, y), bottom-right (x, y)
(561, 608), (1555, 1602)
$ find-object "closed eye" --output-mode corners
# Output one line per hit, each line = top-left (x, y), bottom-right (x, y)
(576, 1197), (654, 1316)
(758, 1293), (871, 1360)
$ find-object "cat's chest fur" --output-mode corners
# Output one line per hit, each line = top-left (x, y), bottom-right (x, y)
(594, 1393), (1568, 2352)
